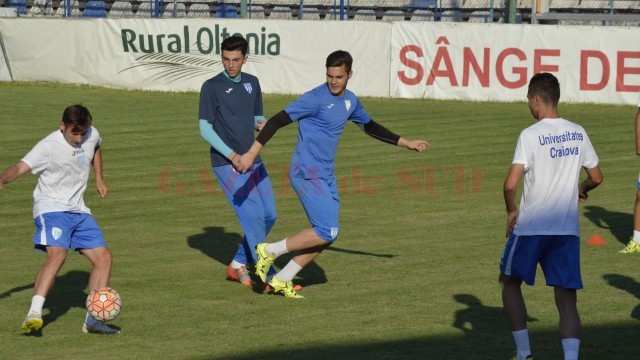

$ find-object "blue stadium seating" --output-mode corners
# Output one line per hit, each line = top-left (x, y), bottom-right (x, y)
(83, 0), (107, 17)
(6, 0), (27, 15)
(214, 4), (238, 18)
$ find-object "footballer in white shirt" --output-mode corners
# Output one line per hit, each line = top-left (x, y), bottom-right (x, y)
(0, 104), (118, 335)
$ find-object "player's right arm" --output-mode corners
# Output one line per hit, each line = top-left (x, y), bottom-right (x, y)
(237, 110), (293, 173)
(578, 165), (603, 202)
(503, 163), (524, 237)
(0, 161), (32, 190)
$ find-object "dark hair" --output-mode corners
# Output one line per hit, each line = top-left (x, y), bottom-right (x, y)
(221, 35), (248, 56)
(326, 50), (353, 73)
(528, 72), (560, 106)
(61, 104), (92, 134)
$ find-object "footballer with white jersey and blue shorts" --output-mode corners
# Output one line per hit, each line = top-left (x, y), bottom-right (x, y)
(198, 35), (276, 287)
(0, 104), (118, 334)
(236, 50), (430, 298)
(499, 73), (602, 360)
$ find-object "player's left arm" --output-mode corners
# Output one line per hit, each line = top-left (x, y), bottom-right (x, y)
(578, 165), (603, 202)
(92, 146), (108, 198)
(358, 120), (431, 152)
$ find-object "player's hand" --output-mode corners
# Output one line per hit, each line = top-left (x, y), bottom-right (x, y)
(237, 153), (256, 174)
(96, 178), (108, 198)
(255, 120), (266, 132)
(404, 139), (431, 152)
(578, 190), (588, 203)
(505, 209), (518, 237)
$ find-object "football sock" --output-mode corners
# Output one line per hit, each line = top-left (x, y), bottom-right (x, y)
(632, 230), (640, 244)
(512, 329), (531, 359)
(562, 338), (580, 360)
(230, 260), (244, 269)
(274, 260), (302, 282)
(266, 238), (288, 258)
(29, 295), (45, 314)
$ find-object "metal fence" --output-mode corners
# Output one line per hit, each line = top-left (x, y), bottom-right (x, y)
(1, 0), (639, 25)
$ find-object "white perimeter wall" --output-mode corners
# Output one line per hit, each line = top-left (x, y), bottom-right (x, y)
(0, 18), (638, 105)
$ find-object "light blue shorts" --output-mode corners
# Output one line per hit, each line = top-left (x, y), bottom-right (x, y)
(500, 234), (582, 289)
(33, 212), (107, 252)
(290, 175), (340, 242)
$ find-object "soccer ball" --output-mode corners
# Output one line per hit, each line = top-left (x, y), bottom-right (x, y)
(86, 287), (122, 322)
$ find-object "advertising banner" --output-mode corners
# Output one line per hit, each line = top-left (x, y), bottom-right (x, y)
(0, 18), (391, 97)
(391, 22), (640, 105)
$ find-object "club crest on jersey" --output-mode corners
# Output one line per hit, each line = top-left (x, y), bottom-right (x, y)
(345, 100), (351, 111)
(244, 83), (253, 94)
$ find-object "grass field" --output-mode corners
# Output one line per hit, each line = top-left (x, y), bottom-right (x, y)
(0, 81), (638, 360)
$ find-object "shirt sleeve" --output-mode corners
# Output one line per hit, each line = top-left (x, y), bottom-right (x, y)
(199, 81), (216, 124)
(512, 132), (529, 169)
(254, 79), (264, 118)
(581, 132), (599, 169)
(349, 98), (371, 125)
(22, 140), (51, 174)
(284, 91), (319, 121)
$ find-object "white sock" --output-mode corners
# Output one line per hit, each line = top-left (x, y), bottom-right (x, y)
(230, 260), (244, 269)
(512, 329), (531, 359)
(562, 338), (580, 360)
(633, 230), (640, 244)
(274, 260), (302, 282)
(266, 238), (288, 258)
(29, 295), (45, 314)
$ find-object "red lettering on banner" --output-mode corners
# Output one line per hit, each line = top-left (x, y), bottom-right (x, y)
(398, 45), (424, 85)
(496, 48), (527, 89)
(580, 50), (610, 91)
(533, 49), (560, 74)
(616, 51), (640, 92)
(427, 38), (459, 86)
(462, 47), (490, 87)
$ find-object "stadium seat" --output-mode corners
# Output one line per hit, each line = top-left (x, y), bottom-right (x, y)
(82, 0), (107, 17)
(28, 0), (54, 16)
(516, 0), (532, 10)
(463, 0), (506, 9)
(439, 9), (462, 21)
(578, 0), (632, 9)
(268, 6), (292, 19)
(6, 0), (27, 15)
(247, 5), (265, 19)
(187, 3), (210, 17)
(549, 0), (579, 9)
(406, 0), (437, 9)
(55, 0), (80, 17)
(135, 1), (160, 17)
(410, 8), (435, 21)
(300, 7), (321, 20)
(353, 9), (377, 20)
(382, 9), (405, 21)
(108, 1), (133, 17)
(440, 0), (463, 9)
(163, 2), (186, 18)
(214, 4), (237, 18)
(468, 10), (495, 23)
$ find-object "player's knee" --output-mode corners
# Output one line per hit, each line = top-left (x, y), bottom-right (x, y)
(314, 226), (340, 242)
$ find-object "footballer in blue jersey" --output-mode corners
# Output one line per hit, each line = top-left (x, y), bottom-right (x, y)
(237, 50), (430, 298)
(198, 35), (276, 288)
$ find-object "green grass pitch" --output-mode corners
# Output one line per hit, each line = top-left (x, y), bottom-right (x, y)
(0, 81), (638, 359)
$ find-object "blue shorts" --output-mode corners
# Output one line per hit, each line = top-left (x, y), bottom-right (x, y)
(500, 234), (583, 289)
(33, 212), (107, 252)
(290, 175), (340, 242)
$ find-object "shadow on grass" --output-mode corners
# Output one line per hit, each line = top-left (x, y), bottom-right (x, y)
(603, 273), (640, 321)
(186, 227), (396, 288)
(0, 270), (89, 335)
(202, 290), (639, 360)
(583, 205), (633, 245)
